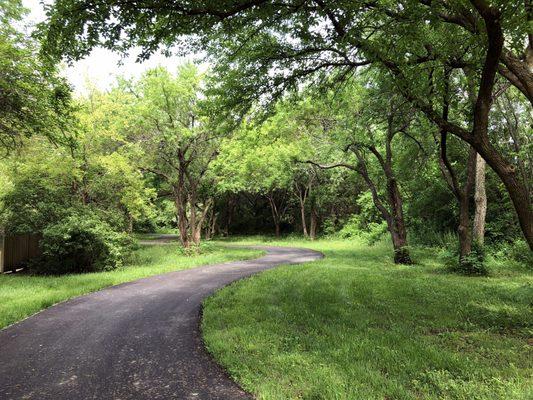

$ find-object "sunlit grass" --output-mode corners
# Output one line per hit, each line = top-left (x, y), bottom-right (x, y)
(203, 237), (533, 400)
(0, 242), (262, 329)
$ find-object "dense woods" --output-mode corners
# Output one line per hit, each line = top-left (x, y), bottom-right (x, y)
(1, 0), (531, 273)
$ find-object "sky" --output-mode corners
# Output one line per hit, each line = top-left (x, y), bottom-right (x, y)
(23, 0), (189, 95)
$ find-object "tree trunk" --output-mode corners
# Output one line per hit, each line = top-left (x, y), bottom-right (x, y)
(473, 153), (487, 244)
(309, 205), (318, 240)
(299, 198), (308, 237)
(175, 198), (189, 248)
(457, 192), (472, 259)
(293, 180), (312, 238)
(474, 137), (532, 249)
(210, 212), (217, 239)
(267, 193), (282, 237)
(190, 198), (212, 246)
(224, 195), (236, 237)
(437, 138), (476, 260)
(387, 178), (412, 264)
(352, 143), (413, 264)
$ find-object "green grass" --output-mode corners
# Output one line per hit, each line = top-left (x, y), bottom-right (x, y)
(202, 237), (533, 400)
(0, 242), (262, 329)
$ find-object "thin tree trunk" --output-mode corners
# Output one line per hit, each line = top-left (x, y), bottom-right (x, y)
(190, 198), (213, 246)
(388, 177), (412, 264)
(473, 154), (487, 244)
(309, 204), (318, 240)
(293, 181), (310, 237)
(437, 140), (476, 260)
(267, 193), (281, 237)
(353, 144), (412, 264)
(210, 212), (217, 238)
(300, 198), (308, 237)
(174, 190), (189, 248)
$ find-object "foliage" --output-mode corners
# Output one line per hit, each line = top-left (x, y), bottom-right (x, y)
(492, 240), (533, 270)
(441, 241), (489, 276)
(0, 0), (74, 151)
(32, 212), (134, 275)
(39, 0), (533, 249)
(0, 141), (78, 233)
(337, 214), (388, 246)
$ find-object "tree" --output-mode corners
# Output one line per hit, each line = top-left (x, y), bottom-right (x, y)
(40, 0), (533, 248)
(305, 80), (418, 264)
(214, 119), (295, 237)
(125, 65), (219, 247)
(0, 0), (73, 152)
(76, 86), (156, 231)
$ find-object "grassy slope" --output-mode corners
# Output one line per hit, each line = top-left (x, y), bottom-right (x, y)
(202, 238), (532, 400)
(0, 243), (262, 329)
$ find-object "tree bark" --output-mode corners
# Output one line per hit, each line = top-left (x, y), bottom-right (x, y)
(309, 203), (318, 240)
(266, 192), (283, 237)
(174, 186), (189, 248)
(299, 199), (308, 237)
(473, 153), (487, 244)
(190, 198), (213, 246)
(387, 177), (411, 264)
(293, 181), (310, 237)
(352, 143), (412, 264)
(437, 134), (477, 260)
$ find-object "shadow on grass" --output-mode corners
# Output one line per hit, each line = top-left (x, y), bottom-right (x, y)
(203, 238), (533, 400)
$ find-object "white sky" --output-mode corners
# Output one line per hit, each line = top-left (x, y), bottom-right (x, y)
(23, 0), (190, 95)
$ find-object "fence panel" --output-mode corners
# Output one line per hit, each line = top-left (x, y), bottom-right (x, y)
(1, 234), (42, 273)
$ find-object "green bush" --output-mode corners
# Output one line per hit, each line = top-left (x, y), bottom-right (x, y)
(337, 214), (363, 239)
(441, 241), (489, 276)
(503, 239), (533, 267)
(337, 214), (388, 245)
(31, 213), (134, 275)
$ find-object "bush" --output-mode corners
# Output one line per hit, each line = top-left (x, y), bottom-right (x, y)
(31, 213), (134, 275)
(337, 214), (362, 239)
(489, 239), (533, 272)
(503, 239), (533, 267)
(441, 241), (489, 276)
(337, 214), (388, 245)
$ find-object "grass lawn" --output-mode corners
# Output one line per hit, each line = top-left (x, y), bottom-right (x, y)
(0, 242), (262, 329)
(202, 237), (533, 400)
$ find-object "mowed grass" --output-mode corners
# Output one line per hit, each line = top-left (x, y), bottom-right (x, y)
(0, 242), (262, 329)
(202, 238), (533, 400)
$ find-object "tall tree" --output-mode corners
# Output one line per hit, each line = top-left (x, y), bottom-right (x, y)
(40, 0), (532, 248)
(127, 65), (219, 247)
(307, 82), (417, 264)
(0, 0), (73, 152)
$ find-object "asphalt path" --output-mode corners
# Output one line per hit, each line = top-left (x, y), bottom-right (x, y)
(0, 243), (322, 399)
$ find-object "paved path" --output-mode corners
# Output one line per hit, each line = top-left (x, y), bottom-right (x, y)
(0, 244), (322, 400)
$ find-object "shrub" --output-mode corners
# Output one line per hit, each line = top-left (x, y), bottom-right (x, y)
(337, 214), (363, 239)
(504, 239), (533, 267)
(442, 241), (489, 276)
(336, 214), (388, 245)
(31, 213), (134, 275)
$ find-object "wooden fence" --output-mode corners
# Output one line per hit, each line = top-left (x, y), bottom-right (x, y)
(0, 234), (42, 273)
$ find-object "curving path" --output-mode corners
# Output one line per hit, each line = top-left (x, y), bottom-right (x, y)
(0, 243), (322, 400)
